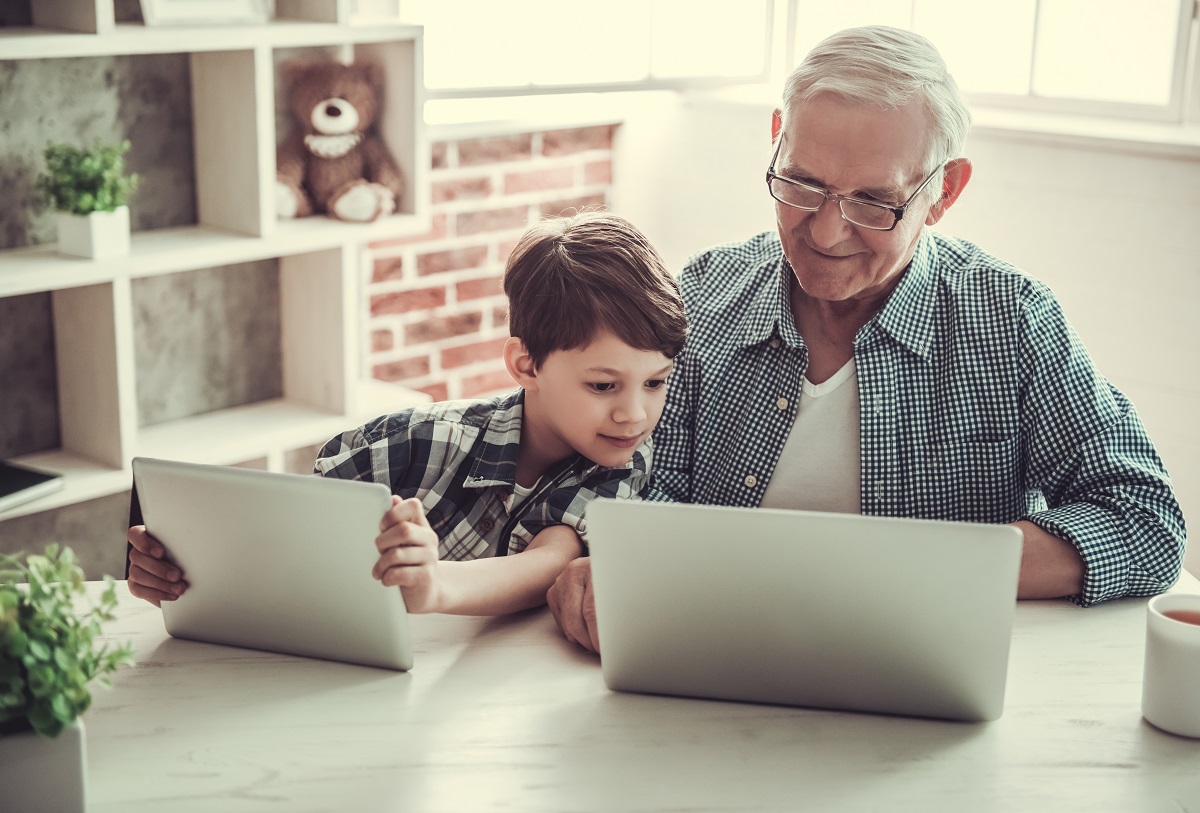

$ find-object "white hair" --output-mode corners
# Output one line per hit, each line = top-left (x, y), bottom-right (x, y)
(782, 25), (971, 188)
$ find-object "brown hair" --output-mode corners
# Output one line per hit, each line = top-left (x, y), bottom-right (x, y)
(503, 211), (687, 368)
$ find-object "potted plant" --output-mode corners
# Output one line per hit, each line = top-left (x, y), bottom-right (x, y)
(0, 544), (133, 812)
(36, 138), (140, 259)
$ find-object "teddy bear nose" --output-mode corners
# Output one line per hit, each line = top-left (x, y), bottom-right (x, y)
(325, 105), (342, 117)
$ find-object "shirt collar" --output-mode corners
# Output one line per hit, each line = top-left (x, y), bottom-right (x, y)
(734, 247), (805, 350)
(868, 229), (938, 361)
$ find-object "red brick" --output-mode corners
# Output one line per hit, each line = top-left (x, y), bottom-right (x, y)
(442, 336), (508, 369)
(372, 354), (432, 382)
(370, 287), (447, 316)
(416, 245), (489, 276)
(432, 176), (493, 204)
(497, 239), (521, 264)
(456, 205), (530, 236)
(542, 125), (616, 156)
(584, 159), (612, 185)
(456, 274), (504, 301)
(372, 255), (403, 283)
(369, 214), (449, 250)
(432, 141), (449, 169)
(371, 329), (395, 352)
(462, 367), (516, 398)
(417, 382), (449, 402)
(504, 166), (576, 195)
(458, 133), (533, 166)
(405, 312), (483, 344)
(538, 194), (607, 218)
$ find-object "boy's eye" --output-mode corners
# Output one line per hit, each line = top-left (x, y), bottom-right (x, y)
(588, 382), (616, 393)
(645, 379), (667, 391)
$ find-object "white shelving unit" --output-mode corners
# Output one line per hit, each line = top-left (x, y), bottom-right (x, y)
(0, 1), (431, 522)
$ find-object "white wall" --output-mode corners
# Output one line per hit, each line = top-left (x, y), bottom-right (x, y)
(613, 92), (1200, 578)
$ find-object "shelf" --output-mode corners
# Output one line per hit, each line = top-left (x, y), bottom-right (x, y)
(0, 382), (430, 522)
(0, 21), (423, 61)
(0, 214), (430, 299)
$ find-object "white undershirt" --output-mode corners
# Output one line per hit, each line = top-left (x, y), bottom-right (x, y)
(759, 358), (861, 514)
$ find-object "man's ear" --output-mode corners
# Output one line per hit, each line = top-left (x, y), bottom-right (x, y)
(926, 157), (973, 226)
(771, 108), (783, 144)
(503, 337), (539, 390)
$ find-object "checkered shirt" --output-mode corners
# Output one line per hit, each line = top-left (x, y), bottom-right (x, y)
(314, 389), (651, 560)
(650, 229), (1186, 606)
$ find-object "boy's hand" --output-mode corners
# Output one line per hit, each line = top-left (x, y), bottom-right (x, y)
(127, 525), (187, 607)
(372, 496), (443, 613)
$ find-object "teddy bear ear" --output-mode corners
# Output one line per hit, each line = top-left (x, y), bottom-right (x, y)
(282, 59), (317, 85)
(353, 61), (385, 92)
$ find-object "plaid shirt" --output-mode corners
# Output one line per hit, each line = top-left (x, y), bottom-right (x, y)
(314, 390), (651, 560)
(650, 229), (1186, 606)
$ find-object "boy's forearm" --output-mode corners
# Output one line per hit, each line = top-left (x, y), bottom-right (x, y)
(429, 526), (583, 616)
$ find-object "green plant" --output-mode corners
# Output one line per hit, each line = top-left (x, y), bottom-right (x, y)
(0, 544), (132, 739)
(35, 139), (140, 216)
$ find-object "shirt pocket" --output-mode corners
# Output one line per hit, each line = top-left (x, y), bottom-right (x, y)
(918, 435), (1022, 522)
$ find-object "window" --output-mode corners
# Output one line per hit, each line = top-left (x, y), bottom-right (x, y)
(402, 0), (774, 97)
(791, 0), (1198, 122)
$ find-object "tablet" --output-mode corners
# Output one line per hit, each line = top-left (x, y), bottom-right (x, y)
(132, 457), (412, 671)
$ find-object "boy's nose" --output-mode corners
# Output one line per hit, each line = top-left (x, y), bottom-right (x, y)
(613, 396), (648, 424)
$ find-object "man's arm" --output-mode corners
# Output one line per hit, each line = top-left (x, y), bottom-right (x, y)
(547, 557), (598, 653)
(1017, 289), (1185, 605)
(1012, 520), (1085, 599)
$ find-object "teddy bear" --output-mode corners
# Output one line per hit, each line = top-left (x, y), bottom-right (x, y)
(275, 60), (406, 223)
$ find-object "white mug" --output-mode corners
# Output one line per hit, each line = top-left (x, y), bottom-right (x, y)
(1142, 593), (1200, 738)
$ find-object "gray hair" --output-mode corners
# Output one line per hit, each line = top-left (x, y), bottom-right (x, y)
(782, 25), (971, 181)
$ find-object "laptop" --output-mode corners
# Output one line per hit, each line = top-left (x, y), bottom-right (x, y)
(131, 457), (413, 671)
(586, 499), (1023, 722)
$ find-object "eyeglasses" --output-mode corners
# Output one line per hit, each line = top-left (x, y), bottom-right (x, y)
(765, 138), (943, 232)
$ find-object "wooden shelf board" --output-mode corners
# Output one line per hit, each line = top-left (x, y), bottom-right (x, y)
(0, 214), (429, 297)
(2, 450), (129, 520)
(0, 21), (422, 60)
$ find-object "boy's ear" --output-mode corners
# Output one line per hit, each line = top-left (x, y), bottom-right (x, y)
(503, 337), (539, 390)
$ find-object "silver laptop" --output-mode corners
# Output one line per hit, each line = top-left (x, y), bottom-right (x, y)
(132, 457), (412, 671)
(587, 499), (1023, 722)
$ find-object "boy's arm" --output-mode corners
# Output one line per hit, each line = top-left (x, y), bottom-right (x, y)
(373, 497), (583, 616)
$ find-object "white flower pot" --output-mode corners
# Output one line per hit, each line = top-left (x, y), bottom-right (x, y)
(56, 205), (131, 259)
(0, 718), (88, 812)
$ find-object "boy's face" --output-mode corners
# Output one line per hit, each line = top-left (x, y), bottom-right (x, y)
(524, 330), (674, 470)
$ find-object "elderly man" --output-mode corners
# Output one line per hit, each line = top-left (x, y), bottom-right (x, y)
(549, 25), (1186, 653)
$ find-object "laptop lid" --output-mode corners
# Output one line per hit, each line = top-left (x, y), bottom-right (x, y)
(587, 499), (1023, 722)
(132, 457), (412, 671)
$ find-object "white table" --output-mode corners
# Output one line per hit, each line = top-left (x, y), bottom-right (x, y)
(86, 575), (1200, 813)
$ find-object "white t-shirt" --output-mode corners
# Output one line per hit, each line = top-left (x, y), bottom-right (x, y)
(758, 358), (861, 514)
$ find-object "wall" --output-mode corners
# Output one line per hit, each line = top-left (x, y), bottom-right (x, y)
(613, 91), (1200, 578)
(363, 124), (617, 403)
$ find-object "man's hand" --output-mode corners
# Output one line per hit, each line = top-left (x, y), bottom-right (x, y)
(547, 556), (600, 654)
(127, 525), (186, 607)
(372, 496), (443, 613)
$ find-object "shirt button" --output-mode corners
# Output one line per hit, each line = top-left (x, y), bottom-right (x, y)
(776, 396), (789, 411)
(769, 338), (781, 349)
(479, 518), (495, 533)
(744, 474), (758, 488)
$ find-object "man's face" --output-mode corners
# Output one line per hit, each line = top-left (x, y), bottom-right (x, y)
(775, 94), (940, 304)
(527, 330), (674, 470)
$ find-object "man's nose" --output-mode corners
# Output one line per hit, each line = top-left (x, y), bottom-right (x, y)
(806, 197), (853, 248)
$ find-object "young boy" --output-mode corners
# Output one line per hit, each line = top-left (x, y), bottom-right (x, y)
(127, 211), (687, 617)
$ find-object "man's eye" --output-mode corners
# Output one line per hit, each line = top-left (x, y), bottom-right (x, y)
(589, 382), (616, 393)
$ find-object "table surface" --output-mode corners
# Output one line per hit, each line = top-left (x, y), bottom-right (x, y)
(84, 574), (1200, 813)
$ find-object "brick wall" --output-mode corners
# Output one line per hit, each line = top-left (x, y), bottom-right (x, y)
(366, 124), (617, 402)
